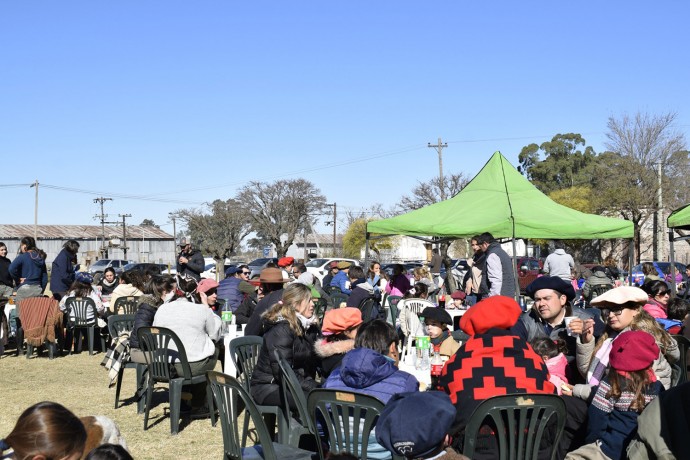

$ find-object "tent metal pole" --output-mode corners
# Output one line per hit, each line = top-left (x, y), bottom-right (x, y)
(669, 228), (677, 295)
(511, 238), (519, 302)
(364, 232), (370, 269)
(628, 239), (634, 286)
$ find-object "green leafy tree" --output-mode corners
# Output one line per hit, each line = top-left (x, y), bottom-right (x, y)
(518, 133), (597, 194)
(343, 218), (395, 259)
(139, 218), (160, 228)
(239, 179), (326, 257)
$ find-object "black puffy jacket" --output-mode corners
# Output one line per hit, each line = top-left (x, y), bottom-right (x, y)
(130, 295), (159, 349)
(250, 317), (320, 405)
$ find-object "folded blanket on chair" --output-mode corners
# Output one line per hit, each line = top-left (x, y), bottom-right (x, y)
(21, 297), (62, 347)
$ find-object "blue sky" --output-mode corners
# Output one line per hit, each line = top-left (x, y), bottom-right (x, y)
(2, 1), (689, 238)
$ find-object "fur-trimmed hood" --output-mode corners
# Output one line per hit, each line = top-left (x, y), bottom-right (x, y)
(314, 338), (355, 358)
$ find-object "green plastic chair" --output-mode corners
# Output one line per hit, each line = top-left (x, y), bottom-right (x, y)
(207, 371), (313, 460)
(137, 326), (216, 434)
(274, 350), (317, 449)
(307, 388), (403, 460)
(230, 336), (286, 446)
(386, 295), (402, 325)
(330, 293), (349, 309)
(107, 314), (146, 410)
(113, 296), (140, 314)
(65, 297), (105, 355)
(672, 335), (689, 386)
(462, 394), (567, 460)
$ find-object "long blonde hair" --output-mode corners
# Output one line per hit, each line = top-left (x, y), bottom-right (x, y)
(594, 304), (674, 356)
(413, 266), (432, 281)
(262, 283), (312, 336)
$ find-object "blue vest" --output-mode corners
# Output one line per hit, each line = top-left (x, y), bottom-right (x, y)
(217, 277), (244, 312)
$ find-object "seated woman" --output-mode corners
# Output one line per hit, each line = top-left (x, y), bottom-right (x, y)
(385, 264), (411, 298)
(59, 272), (106, 325)
(129, 275), (177, 364)
(108, 271), (145, 314)
(569, 286), (679, 399)
(152, 275), (223, 408)
(98, 267), (119, 297)
(641, 280), (671, 319)
(250, 283), (320, 408)
(398, 282), (429, 339)
(1, 401), (86, 460)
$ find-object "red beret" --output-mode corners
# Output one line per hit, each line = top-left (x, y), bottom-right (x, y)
(460, 295), (522, 336)
(609, 330), (660, 372)
(278, 257), (294, 267)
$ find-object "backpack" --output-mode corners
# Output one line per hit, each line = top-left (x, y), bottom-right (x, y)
(358, 297), (385, 321)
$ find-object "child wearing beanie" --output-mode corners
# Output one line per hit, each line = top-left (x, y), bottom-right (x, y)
(565, 330), (663, 460)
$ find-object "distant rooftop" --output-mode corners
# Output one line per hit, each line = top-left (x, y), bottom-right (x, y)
(0, 224), (173, 240)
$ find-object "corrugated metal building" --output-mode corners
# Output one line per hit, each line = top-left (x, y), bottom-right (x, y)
(0, 224), (176, 267)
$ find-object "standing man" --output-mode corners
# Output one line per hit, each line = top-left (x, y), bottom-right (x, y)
(477, 232), (516, 299)
(429, 247), (443, 286)
(463, 236), (485, 306)
(176, 238), (205, 281)
(543, 240), (575, 282)
(50, 239), (80, 301)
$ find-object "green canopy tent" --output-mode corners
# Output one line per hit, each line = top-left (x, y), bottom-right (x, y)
(666, 203), (690, 294)
(366, 152), (634, 296)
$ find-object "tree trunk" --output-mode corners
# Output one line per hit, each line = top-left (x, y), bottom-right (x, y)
(440, 241), (457, 293)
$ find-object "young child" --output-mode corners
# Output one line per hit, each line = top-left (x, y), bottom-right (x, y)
(448, 290), (466, 310)
(657, 297), (688, 335)
(530, 337), (569, 395)
(421, 307), (460, 357)
(565, 330), (663, 460)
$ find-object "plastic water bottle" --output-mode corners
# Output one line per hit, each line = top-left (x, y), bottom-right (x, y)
(430, 349), (443, 389)
(415, 331), (431, 371)
(221, 305), (233, 335)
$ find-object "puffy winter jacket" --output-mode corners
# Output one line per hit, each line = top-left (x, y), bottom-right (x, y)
(323, 347), (419, 403)
(130, 295), (159, 349)
(250, 318), (320, 405)
(217, 277), (244, 312)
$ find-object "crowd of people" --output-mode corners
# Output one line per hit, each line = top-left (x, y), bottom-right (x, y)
(2, 235), (690, 460)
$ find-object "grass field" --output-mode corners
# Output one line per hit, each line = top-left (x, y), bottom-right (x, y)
(0, 348), (228, 459)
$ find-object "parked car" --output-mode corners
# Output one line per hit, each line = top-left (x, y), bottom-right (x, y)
(122, 262), (167, 275)
(630, 261), (687, 286)
(515, 256), (542, 294)
(305, 258), (360, 283)
(381, 262), (424, 277)
(87, 259), (133, 276)
(247, 257), (279, 279)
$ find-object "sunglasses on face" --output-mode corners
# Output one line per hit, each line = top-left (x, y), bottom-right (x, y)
(242, 271), (250, 275)
(656, 291), (670, 297)
(601, 308), (625, 317)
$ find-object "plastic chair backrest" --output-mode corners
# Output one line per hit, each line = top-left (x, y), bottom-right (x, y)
(404, 298), (435, 316)
(386, 295), (402, 324)
(314, 298), (327, 320)
(65, 297), (98, 327)
(274, 350), (314, 433)
(330, 292), (349, 308)
(137, 326), (192, 382)
(588, 284), (613, 301)
(207, 371), (278, 460)
(359, 298), (381, 321)
(229, 336), (263, 391)
(107, 314), (136, 338)
(307, 389), (390, 460)
(113, 296), (139, 314)
(463, 394), (567, 460)
(672, 335), (689, 385)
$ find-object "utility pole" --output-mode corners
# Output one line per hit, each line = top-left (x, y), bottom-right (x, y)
(657, 162), (663, 259)
(119, 214), (131, 260)
(94, 197), (112, 258)
(30, 180), (39, 240)
(326, 203), (337, 257)
(427, 137), (448, 200)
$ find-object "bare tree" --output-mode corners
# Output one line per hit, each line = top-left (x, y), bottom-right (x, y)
(398, 172), (471, 292)
(239, 179), (327, 257)
(175, 199), (251, 272)
(399, 173), (469, 213)
(602, 111), (688, 261)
